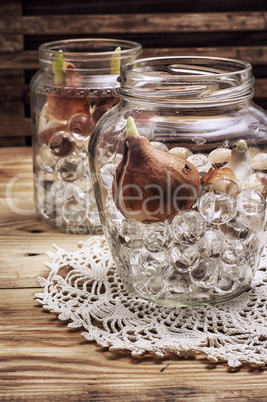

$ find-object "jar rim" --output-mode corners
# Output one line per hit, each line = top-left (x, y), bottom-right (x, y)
(118, 56), (254, 105)
(38, 38), (142, 76)
(121, 55), (252, 78)
(39, 38), (142, 60)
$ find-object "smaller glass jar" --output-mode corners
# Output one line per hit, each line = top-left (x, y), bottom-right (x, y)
(30, 38), (142, 233)
(89, 56), (267, 307)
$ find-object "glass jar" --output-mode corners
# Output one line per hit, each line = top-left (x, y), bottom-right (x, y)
(30, 38), (142, 233)
(89, 56), (267, 307)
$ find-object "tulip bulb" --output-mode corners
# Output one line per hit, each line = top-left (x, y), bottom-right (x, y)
(113, 117), (201, 223)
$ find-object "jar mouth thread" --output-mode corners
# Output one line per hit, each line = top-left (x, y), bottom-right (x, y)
(38, 38), (142, 75)
(118, 56), (255, 105)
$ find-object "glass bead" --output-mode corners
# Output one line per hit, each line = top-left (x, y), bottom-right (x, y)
(219, 211), (251, 242)
(236, 189), (266, 232)
(169, 243), (200, 272)
(35, 171), (57, 194)
(68, 113), (92, 141)
(171, 210), (206, 245)
(215, 275), (240, 294)
(190, 259), (221, 289)
(100, 163), (116, 190)
(140, 248), (168, 272)
(50, 180), (74, 203)
(164, 270), (191, 295)
(55, 156), (84, 182)
(198, 192), (236, 225)
(144, 222), (171, 252)
(49, 131), (76, 157)
(221, 242), (249, 265)
(197, 229), (225, 260)
(62, 199), (86, 225)
(209, 178), (240, 199)
(105, 198), (125, 223)
(36, 144), (59, 172)
(120, 219), (144, 248)
(236, 188), (266, 215)
(240, 172), (267, 195)
(39, 194), (61, 222)
(86, 208), (101, 226)
(73, 176), (93, 205)
(74, 143), (89, 159)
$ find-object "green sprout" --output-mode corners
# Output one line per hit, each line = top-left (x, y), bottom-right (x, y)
(126, 116), (140, 138)
(52, 50), (65, 85)
(110, 46), (121, 75)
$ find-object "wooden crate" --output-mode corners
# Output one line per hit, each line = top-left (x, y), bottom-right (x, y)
(1, 0), (267, 147)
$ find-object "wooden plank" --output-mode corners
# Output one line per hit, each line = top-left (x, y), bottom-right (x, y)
(0, 137), (26, 147)
(143, 47), (267, 65)
(0, 0), (22, 16)
(254, 79), (267, 98)
(0, 3), (23, 53)
(0, 232), (87, 288)
(0, 146), (33, 177)
(21, 0), (267, 15)
(0, 102), (24, 116)
(2, 47), (267, 70)
(0, 51), (39, 70)
(0, 12), (267, 35)
(0, 118), (30, 137)
(23, 30), (267, 52)
(0, 70), (24, 86)
(0, 34), (23, 51)
(0, 85), (27, 102)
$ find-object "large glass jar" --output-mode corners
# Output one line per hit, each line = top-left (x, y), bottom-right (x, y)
(89, 56), (267, 307)
(30, 38), (142, 233)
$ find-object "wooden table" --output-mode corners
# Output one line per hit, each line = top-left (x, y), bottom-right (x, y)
(1, 147), (267, 401)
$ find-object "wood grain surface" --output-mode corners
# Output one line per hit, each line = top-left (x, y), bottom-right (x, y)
(1, 146), (267, 401)
(2, 12), (267, 34)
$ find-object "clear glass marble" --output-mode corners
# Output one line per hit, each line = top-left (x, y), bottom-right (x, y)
(89, 56), (267, 306)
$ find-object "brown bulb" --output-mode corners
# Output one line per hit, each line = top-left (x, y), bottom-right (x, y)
(45, 95), (90, 122)
(201, 167), (236, 186)
(209, 178), (240, 198)
(113, 117), (201, 223)
(92, 105), (111, 126)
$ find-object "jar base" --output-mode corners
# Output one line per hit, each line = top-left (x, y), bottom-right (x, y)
(125, 282), (251, 308)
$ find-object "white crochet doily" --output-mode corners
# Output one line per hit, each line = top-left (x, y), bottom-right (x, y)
(35, 235), (267, 368)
